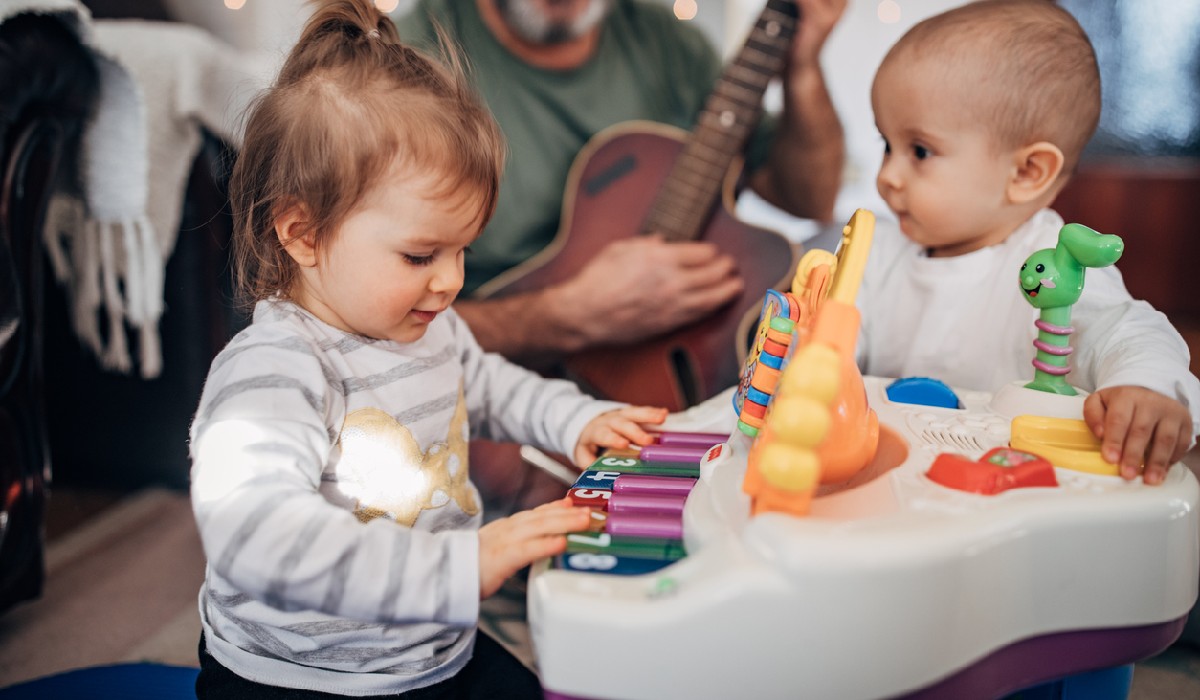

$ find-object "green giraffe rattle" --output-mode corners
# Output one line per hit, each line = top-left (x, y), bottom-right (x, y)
(1018, 223), (1124, 396)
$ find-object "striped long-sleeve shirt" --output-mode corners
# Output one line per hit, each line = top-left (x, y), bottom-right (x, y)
(189, 299), (620, 695)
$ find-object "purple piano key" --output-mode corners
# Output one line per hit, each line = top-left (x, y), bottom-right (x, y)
(608, 492), (688, 515)
(652, 432), (724, 449)
(639, 443), (710, 464)
(612, 475), (697, 495)
(655, 431), (728, 448)
(606, 511), (684, 539)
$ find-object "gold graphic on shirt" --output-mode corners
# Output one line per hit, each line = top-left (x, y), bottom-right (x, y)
(338, 386), (477, 527)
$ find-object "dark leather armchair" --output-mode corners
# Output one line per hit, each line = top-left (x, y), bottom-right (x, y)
(0, 13), (98, 614)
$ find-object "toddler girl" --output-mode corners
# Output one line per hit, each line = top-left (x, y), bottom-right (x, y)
(189, 2), (665, 697)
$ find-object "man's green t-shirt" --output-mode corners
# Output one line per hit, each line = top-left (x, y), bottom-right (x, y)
(397, 0), (773, 295)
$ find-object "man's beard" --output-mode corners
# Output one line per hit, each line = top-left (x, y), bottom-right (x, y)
(494, 0), (613, 45)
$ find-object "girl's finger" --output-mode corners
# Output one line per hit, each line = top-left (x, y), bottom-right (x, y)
(623, 406), (669, 424)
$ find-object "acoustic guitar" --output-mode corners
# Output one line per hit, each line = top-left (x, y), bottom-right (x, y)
(477, 0), (802, 412)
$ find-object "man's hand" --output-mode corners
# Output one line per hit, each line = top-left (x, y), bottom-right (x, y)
(455, 236), (743, 363)
(787, 0), (848, 75)
(750, 0), (847, 221)
(557, 235), (744, 347)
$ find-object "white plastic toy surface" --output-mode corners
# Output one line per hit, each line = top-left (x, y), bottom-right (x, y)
(529, 381), (1199, 700)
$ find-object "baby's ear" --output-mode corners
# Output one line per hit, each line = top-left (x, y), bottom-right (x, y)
(1007, 141), (1064, 205)
(274, 199), (318, 267)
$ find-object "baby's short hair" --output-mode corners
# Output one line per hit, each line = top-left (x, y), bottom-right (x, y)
(883, 0), (1099, 173)
(229, 0), (505, 306)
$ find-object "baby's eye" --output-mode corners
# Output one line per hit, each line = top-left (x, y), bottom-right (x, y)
(402, 253), (435, 267)
(913, 144), (930, 160)
(881, 138), (891, 155)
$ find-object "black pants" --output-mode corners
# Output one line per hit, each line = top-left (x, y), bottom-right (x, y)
(196, 630), (543, 699)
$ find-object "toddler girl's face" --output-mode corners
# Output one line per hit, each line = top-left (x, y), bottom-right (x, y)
(294, 166), (483, 343)
(871, 59), (1017, 257)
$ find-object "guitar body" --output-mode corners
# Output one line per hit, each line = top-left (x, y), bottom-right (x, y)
(479, 123), (797, 411)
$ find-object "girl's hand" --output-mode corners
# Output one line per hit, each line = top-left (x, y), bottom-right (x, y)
(573, 405), (669, 467)
(477, 498), (590, 599)
(1083, 385), (1194, 485)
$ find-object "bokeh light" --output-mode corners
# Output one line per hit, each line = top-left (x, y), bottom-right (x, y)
(674, 0), (698, 22)
(877, 0), (901, 24)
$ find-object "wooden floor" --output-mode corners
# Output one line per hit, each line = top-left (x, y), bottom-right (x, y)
(0, 489), (205, 688)
(43, 487), (127, 541)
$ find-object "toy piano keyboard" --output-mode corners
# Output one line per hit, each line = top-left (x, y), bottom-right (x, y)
(559, 432), (724, 576)
(529, 212), (1199, 700)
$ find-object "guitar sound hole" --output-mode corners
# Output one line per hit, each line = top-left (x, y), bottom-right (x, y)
(670, 348), (700, 408)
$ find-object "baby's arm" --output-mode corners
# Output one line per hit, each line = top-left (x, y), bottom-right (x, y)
(1083, 386), (1194, 485)
(478, 498), (591, 598)
(1067, 264), (1200, 484)
(573, 405), (669, 466)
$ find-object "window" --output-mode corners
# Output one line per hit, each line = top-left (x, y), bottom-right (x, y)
(1061, 0), (1200, 157)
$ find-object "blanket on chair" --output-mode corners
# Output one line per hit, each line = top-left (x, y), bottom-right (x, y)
(0, 0), (270, 377)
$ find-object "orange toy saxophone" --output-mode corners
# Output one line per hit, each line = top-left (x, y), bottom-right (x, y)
(744, 209), (879, 517)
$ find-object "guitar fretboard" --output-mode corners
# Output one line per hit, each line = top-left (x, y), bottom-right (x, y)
(642, 0), (799, 242)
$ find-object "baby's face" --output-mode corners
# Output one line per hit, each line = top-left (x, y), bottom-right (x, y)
(871, 58), (1018, 257)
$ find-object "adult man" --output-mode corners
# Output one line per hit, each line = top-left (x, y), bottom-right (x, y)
(397, 0), (847, 368)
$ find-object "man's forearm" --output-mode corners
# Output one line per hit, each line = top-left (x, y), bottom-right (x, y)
(750, 67), (845, 221)
(454, 289), (590, 368)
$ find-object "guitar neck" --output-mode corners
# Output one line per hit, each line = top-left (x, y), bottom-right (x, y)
(642, 0), (799, 242)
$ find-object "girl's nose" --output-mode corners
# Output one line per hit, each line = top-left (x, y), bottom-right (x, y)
(429, 255), (464, 294)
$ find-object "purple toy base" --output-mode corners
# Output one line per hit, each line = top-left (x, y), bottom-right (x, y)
(542, 616), (1186, 700)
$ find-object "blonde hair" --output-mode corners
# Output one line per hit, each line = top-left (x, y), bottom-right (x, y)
(882, 0), (1100, 175)
(229, 0), (505, 306)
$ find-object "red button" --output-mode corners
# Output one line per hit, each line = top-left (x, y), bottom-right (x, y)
(926, 447), (1057, 495)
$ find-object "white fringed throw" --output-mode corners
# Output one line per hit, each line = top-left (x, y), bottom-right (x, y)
(2, 0), (270, 377)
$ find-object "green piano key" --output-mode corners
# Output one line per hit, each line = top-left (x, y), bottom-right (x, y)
(586, 456), (700, 478)
(564, 532), (687, 561)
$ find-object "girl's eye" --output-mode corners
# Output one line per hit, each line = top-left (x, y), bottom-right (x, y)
(913, 145), (930, 160)
(881, 138), (891, 155)
(402, 253), (435, 267)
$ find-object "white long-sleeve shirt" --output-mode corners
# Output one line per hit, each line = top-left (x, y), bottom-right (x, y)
(189, 300), (620, 695)
(856, 208), (1200, 439)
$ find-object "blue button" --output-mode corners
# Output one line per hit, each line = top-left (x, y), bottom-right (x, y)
(886, 377), (960, 409)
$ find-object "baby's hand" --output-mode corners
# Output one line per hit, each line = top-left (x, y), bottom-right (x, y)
(573, 405), (669, 467)
(478, 498), (590, 599)
(1083, 385), (1194, 485)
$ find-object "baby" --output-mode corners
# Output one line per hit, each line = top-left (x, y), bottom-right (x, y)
(858, 0), (1200, 485)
